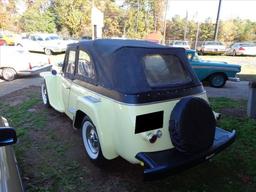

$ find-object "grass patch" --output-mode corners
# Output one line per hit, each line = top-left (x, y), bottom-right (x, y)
(209, 97), (246, 111)
(0, 95), (89, 192)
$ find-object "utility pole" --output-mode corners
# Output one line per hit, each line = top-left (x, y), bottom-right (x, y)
(214, 0), (222, 41)
(163, 0), (168, 44)
(135, 0), (140, 33)
(195, 21), (200, 49)
(184, 10), (188, 41)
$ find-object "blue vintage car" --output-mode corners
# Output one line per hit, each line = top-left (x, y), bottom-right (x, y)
(186, 49), (241, 88)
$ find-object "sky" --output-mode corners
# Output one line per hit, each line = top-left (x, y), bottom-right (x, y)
(116, 0), (256, 22)
(166, 0), (256, 21)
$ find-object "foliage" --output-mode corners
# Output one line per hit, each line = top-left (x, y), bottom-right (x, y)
(1, 0), (256, 43)
(53, 0), (91, 37)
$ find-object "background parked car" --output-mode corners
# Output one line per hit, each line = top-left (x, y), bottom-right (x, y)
(0, 39), (7, 46)
(0, 116), (23, 192)
(0, 33), (15, 46)
(0, 46), (52, 81)
(197, 41), (226, 55)
(17, 33), (70, 55)
(186, 49), (241, 88)
(169, 40), (190, 49)
(226, 42), (256, 56)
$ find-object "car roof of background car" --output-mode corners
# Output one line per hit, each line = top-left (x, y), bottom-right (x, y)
(68, 39), (202, 97)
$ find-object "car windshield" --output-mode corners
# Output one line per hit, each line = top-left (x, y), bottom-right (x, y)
(239, 43), (256, 47)
(187, 52), (201, 61)
(205, 41), (223, 45)
(192, 52), (201, 61)
(175, 41), (188, 45)
(143, 54), (191, 87)
(45, 36), (61, 40)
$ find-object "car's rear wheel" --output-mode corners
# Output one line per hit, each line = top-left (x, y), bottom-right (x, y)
(81, 117), (106, 165)
(44, 48), (52, 55)
(2, 68), (16, 81)
(41, 81), (51, 107)
(209, 73), (226, 88)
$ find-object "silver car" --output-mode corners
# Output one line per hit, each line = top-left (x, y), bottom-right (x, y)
(197, 41), (226, 55)
(226, 42), (256, 56)
(0, 116), (23, 192)
(169, 40), (190, 49)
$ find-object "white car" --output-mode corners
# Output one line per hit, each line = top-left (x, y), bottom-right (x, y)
(17, 33), (70, 55)
(0, 46), (52, 81)
(197, 41), (226, 55)
(169, 40), (190, 49)
(226, 42), (256, 56)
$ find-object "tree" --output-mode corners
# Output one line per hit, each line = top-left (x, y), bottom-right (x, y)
(103, 1), (123, 37)
(19, 0), (56, 33)
(199, 18), (215, 41)
(0, 0), (18, 31)
(53, 0), (91, 37)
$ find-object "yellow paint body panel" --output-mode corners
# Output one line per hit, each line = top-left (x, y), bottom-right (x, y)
(42, 72), (208, 164)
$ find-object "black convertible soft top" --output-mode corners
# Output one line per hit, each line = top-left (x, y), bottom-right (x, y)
(69, 39), (202, 97)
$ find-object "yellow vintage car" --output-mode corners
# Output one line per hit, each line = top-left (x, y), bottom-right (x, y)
(0, 34), (15, 46)
(41, 39), (236, 180)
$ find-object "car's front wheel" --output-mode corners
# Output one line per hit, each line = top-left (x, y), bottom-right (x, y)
(2, 68), (16, 81)
(41, 82), (51, 107)
(209, 73), (226, 88)
(81, 117), (106, 165)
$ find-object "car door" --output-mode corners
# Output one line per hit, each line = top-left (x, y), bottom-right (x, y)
(0, 118), (23, 192)
(61, 47), (77, 118)
(68, 48), (97, 120)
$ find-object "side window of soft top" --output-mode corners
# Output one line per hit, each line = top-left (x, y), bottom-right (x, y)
(64, 49), (76, 77)
(77, 50), (96, 80)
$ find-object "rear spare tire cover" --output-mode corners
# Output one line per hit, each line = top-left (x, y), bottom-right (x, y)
(169, 97), (216, 153)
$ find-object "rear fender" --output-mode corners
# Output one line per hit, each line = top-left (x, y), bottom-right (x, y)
(75, 96), (118, 160)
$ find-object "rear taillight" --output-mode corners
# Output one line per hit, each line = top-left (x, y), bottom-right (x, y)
(28, 62), (32, 70)
(239, 47), (245, 51)
(48, 57), (51, 64)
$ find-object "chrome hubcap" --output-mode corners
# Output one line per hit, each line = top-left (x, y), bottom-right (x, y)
(3, 68), (15, 80)
(213, 76), (224, 86)
(82, 121), (99, 159)
(41, 84), (48, 104)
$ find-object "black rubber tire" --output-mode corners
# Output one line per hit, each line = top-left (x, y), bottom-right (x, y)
(44, 48), (52, 55)
(209, 73), (226, 88)
(41, 81), (51, 107)
(232, 50), (236, 56)
(2, 68), (16, 81)
(169, 97), (216, 154)
(81, 116), (107, 166)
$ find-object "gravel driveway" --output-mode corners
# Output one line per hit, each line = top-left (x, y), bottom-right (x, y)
(205, 81), (249, 100)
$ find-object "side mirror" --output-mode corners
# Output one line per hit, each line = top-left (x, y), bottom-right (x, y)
(0, 128), (17, 147)
(51, 69), (57, 75)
